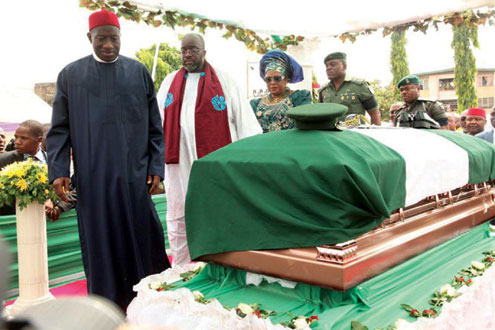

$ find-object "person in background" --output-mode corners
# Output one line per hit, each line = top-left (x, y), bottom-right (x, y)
(446, 112), (457, 131)
(157, 33), (261, 266)
(47, 9), (170, 310)
(459, 110), (468, 133)
(0, 127), (6, 154)
(463, 107), (486, 136)
(0, 120), (45, 215)
(319, 52), (381, 125)
(475, 106), (495, 143)
(465, 107), (486, 136)
(394, 75), (448, 129)
(0, 120), (45, 169)
(250, 50), (311, 132)
(389, 102), (403, 126)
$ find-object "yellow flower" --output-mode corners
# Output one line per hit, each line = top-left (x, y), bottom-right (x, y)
(14, 168), (26, 178)
(37, 173), (48, 184)
(16, 179), (28, 191)
(44, 189), (49, 195)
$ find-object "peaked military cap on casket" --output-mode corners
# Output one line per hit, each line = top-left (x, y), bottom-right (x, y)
(287, 103), (348, 130)
(397, 75), (420, 88)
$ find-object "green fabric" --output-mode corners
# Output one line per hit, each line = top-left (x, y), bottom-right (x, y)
(0, 194), (169, 293)
(428, 129), (495, 183)
(185, 129), (406, 259)
(175, 222), (495, 329)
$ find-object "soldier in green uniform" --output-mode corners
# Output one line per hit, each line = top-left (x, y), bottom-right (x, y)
(394, 75), (448, 129)
(318, 52), (381, 125)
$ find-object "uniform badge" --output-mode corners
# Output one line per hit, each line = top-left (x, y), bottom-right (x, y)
(165, 93), (173, 109)
(212, 94), (226, 111)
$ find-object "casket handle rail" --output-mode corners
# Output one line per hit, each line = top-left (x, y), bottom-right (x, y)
(316, 182), (494, 265)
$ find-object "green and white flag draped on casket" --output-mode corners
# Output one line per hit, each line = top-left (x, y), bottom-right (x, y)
(185, 128), (495, 260)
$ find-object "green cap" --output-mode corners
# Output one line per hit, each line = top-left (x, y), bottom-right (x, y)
(397, 75), (420, 88)
(287, 103), (348, 130)
(324, 52), (346, 64)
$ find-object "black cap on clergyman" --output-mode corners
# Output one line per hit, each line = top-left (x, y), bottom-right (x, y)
(287, 103), (348, 130)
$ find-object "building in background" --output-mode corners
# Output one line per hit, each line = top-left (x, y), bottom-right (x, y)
(416, 68), (495, 111)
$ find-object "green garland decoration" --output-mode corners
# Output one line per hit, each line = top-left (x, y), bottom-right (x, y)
(338, 9), (495, 43)
(79, 0), (304, 54)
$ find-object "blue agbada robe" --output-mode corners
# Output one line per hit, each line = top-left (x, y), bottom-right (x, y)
(47, 55), (170, 309)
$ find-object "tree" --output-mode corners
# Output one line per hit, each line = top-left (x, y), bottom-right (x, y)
(135, 43), (182, 92)
(451, 25), (479, 112)
(370, 81), (396, 122)
(389, 30), (410, 100)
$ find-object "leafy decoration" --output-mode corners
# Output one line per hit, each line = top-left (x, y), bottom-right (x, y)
(179, 264), (205, 282)
(79, 0), (304, 54)
(0, 159), (58, 210)
(337, 9), (495, 43)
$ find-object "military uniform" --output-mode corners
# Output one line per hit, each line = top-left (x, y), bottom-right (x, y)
(394, 99), (448, 129)
(319, 79), (377, 121)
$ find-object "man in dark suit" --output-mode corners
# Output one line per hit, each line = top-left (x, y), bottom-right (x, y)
(0, 120), (45, 215)
(0, 120), (45, 170)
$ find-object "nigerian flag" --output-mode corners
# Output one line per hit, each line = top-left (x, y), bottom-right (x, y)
(185, 128), (495, 260)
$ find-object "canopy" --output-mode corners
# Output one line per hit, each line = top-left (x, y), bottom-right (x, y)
(0, 88), (52, 124)
(136, 0), (494, 36)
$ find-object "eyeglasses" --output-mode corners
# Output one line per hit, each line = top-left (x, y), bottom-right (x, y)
(181, 48), (202, 55)
(264, 76), (285, 83)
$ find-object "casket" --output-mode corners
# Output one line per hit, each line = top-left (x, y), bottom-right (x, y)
(185, 126), (495, 291)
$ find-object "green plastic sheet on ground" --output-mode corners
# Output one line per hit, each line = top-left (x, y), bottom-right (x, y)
(185, 129), (406, 260)
(175, 222), (495, 329)
(0, 194), (169, 294)
(428, 129), (495, 183)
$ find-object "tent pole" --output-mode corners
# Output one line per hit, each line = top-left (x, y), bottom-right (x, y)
(151, 42), (160, 81)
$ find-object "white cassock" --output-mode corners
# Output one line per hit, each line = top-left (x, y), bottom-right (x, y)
(157, 68), (262, 266)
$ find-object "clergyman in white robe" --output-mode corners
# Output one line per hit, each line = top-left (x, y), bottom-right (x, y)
(157, 67), (262, 266)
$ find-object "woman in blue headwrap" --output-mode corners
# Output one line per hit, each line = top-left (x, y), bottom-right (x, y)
(250, 50), (311, 133)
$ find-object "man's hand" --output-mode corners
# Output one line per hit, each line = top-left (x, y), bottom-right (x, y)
(147, 175), (161, 195)
(45, 205), (62, 222)
(53, 177), (70, 203)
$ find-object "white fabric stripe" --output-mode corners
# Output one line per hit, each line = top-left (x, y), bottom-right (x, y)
(352, 128), (469, 206)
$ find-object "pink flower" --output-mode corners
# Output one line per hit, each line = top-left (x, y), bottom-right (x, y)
(409, 309), (420, 317)
(422, 309), (436, 317)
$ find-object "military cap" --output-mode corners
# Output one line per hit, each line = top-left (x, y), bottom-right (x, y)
(287, 103), (348, 130)
(324, 52), (346, 64)
(397, 75), (420, 88)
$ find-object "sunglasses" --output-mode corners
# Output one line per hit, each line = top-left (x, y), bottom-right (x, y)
(264, 76), (285, 83)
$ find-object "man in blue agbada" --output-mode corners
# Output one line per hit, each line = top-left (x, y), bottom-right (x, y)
(47, 9), (170, 310)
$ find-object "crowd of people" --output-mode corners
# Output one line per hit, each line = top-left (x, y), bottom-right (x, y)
(1, 8), (495, 312)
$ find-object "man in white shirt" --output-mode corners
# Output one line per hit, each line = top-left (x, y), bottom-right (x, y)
(157, 33), (261, 265)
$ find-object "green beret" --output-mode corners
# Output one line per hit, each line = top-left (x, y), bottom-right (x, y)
(397, 75), (420, 88)
(287, 103), (348, 130)
(324, 52), (346, 64)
